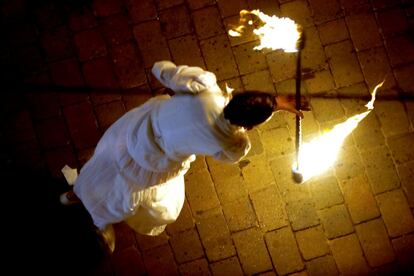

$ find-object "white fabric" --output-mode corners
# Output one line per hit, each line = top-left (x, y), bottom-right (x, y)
(73, 61), (250, 234)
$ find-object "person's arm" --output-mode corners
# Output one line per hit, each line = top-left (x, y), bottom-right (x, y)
(213, 134), (251, 163)
(274, 95), (310, 118)
(152, 61), (221, 94)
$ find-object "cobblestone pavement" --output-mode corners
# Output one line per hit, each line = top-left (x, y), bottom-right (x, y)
(2, 0), (414, 275)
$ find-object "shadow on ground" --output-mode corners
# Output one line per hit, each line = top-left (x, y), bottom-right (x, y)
(5, 164), (113, 275)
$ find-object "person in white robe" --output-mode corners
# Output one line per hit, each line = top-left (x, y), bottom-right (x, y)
(60, 60), (305, 252)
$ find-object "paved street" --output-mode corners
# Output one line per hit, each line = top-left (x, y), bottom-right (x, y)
(2, 0), (414, 275)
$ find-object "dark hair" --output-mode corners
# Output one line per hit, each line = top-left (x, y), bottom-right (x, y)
(224, 91), (276, 129)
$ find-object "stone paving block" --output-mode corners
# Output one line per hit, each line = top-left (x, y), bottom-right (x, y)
(296, 225), (329, 260)
(143, 244), (179, 275)
(95, 100), (125, 130)
(111, 42), (146, 89)
(35, 116), (70, 149)
(325, 40), (364, 88)
(49, 58), (84, 87)
(357, 46), (396, 91)
(217, 0), (248, 18)
(302, 26), (328, 72)
(13, 45), (46, 75)
(377, 7), (409, 38)
(133, 21), (171, 68)
(170, 228), (204, 263)
(265, 227), (304, 275)
(371, 0), (402, 10)
(45, 146), (78, 178)
(274, 78), (306, 96)
(179, 258), (211, 276)
(360, 145), (400, 194)
(309, 176), (344, 210)
(352, 111), (385, 149)
(187, 0), (215, 10)
(286, 197), (319, 231)
(195, 208), (235, 262)
(159, 5), (192, 39)
(340, 0), (371, 15)
(155, 0), (184, 10)
(375, 101), (410, 137)
(92, 0), (123, 17)
(246, 129), (264, 157)
(63, 101), (101, 150)
(355, 218), (396, 267)
(77, 147), (94, 167)
(334, 145), (365, 181)
(340, 175), (380, 224)
(346, 12), (382, 51)
(210, 164), (249, 203)
(121, 86), (152, 111)
(304, 70), (335, 94)
(200, 34), (239, 80)
(82, 57), (118, 89)
(25, 91), (61, 121)
(280, 0), (313, 28)
(318, 204), (354, 239)
(394, 63), (414, 94)
(166, 199), (195, 235)
(250, 185), (288, 231)
(397, 162), (414, 208)
(185, 169), (220, 214)
(90, 91), (122, 108)
(218, 76), (244, 93)
(258, 109), (289, 131)
(406, 101), (414, 129)
(241, 154), (275, 192)
(317, 18), (349, 46)
(101, 14), (132, 46)
(232, 228), (273, 275)
(68, 7), (97, 32)
(391, 233), (414, 269)
(308, 0), (342, 24)
(222, 196), (257, 232)
(376, 189), (414, 237)
(192, 6), (224, 39)
(329, 234), (371, 275)
(260, 127), (294, 158)
(247, 0), (281, 14)
(388, 132), (414, 164)
(306, 255), (339, 276)
(111, 246), (146, 276)
(126, 0), (157, 24)
(41, 26), (74, 62)
(242, 70), (275, 93)
(311, 97), (345, 123)
(233, 41), (268, 75)
(136, 231), (169, 252)
(74, 29), (107, 62)
(267, 50), (297, 82)
(338, 83), (370, 114)
(210, 256), (243, 276)
(169, 35), (205, 68)
(385, 34), (414, 67)
(270, 153), (311, 202)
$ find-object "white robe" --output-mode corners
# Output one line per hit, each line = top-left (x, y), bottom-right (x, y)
(73, 61), (251, 235)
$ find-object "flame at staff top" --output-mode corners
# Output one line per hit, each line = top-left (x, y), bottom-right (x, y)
(228, 10), (301, 52)
(294, 81), (385, 182)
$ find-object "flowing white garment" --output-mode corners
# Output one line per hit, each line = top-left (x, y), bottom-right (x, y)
(72, 61), (250, 235)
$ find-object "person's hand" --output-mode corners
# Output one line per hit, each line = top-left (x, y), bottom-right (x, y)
(274, 95), (310, 118)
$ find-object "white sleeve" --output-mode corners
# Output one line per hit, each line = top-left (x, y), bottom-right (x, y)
(213, 134), (251, 163)
(151, 61), (221, 94)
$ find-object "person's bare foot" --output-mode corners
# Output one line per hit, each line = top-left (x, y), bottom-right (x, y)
(59, 191), (81, 206)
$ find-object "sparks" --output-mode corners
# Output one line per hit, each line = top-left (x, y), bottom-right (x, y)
(228, 9), (301, 52)
(294, 81), (385, 182)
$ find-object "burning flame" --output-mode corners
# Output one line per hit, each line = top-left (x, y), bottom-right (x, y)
(228, 10), (301, 52)
(294, 81), (384, 182)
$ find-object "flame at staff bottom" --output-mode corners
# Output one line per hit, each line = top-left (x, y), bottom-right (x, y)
(293, 81), (384, 182)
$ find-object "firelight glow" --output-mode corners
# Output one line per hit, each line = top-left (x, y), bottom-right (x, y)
(228, 9), (301, 52)
(293, 81), (384, 182)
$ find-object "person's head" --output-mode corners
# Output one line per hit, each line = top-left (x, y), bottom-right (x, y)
(224, 91), (276, 129)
